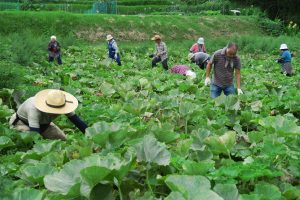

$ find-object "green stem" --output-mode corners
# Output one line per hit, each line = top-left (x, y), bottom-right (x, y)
(146, 168), (154, 195)
(118, 182), (123, 200)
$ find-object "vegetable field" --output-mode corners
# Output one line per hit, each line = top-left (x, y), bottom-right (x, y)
(1, 43), (300, 199)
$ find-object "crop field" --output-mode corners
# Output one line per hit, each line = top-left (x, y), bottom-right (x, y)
(0, 10), (300, 200)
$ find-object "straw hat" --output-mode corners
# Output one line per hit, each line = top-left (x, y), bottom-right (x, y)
(50, 35), (57, 41)
(151, 35), (161, 41)
(106, 34), (114, 41)
(197, 37), (204, 44)
(34, 89), (78, 114)
(186, 70), (196, 79)
(188, 53), (195, 60)
(280, 44), (288, 50)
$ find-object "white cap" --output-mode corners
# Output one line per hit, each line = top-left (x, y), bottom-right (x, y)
(186, 70), (196, 79)
(106, 34), (113, 41)
(280, 44), (288, 50)
(197, 37), (204, 44)
(50, 35), (56, 40)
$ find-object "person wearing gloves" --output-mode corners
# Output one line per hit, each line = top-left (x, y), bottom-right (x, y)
(151, 34), (168, 70)
(48, 35), (62, 65)
(188, 52), (210, 69)
(9, 89), (88, 140)
(276, 44), (293, 76)
(205, 43), (243, 98)
(107, 34), (122, 66)
(190, 37), (207, 53)
(170, 65), (196, 79)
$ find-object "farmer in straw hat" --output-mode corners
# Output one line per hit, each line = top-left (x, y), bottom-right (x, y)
(190, 37), (207, 53)
(188, 52), (210, 70)
(151, 34), (168, 70)
(48, 35), (62, 65)
(9, 89), (88, 140)
(276, 44), (293, 76)
(170, 65), (196, 79)
(107, 34), (122, 66)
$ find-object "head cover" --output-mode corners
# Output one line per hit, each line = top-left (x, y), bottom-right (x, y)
(50, 35), (56, 41)
(186, 70), (196, 79)
(34, 89), (78, 114)
(197, 37), (204, 44)
(151, 35), (161, 41)
(188, 53), (195, 60)
(280, 44), (288, 50)
(106, 34), (114, 41)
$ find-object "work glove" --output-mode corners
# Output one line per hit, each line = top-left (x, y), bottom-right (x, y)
(204, 77), (211, 86)
(237, 88), (243, 95)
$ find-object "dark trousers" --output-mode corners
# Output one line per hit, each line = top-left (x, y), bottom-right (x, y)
(49, 55), (62, 65)
(152, 57), (168, 70)
(109, 53), (122, 66)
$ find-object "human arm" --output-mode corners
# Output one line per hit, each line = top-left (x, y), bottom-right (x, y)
(67, 114), (88, 133)
(235, 68), (241, 90)
(205, 61), (212, 85)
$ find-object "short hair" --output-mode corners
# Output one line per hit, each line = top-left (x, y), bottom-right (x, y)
(227, 43), (238, 50)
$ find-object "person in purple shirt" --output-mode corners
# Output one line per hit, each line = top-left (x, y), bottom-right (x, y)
(170, 65), (196, 79)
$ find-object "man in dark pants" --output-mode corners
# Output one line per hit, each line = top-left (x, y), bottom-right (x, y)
(107, 34), (122, 66)
(48, 35), (62, 65)
(151, 35), (168, 70)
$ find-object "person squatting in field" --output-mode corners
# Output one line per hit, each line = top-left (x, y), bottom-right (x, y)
(150, 34), (169, 70)
(170, 65), (196, 79)
(205, 43), (243, 98)
(276, 44), (293, 76)
(188, 52), (210, 70)
(107, 34), (122, 66)
(48, 35), (62, 65)
(189, 37), (207, 53)
(9, 89), (88, 140)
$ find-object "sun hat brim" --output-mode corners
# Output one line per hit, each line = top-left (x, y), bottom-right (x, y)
(34, 89), (78, 114)
(106, 36), (113, 41)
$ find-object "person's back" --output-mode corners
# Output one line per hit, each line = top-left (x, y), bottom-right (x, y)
(170, 65), (189, 75)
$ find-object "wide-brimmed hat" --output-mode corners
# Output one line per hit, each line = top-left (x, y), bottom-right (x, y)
(106, 34), (114, 41)
(34, 89), (78, 114)
(280, 44), (288, 50)
(188, 53), (195, 60)
(151, 35), (161, 41)
(197, 37), (204, 44)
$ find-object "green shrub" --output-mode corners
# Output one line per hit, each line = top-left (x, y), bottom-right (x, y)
(258, 17), (284, 36)
(0, 61), (26, 89)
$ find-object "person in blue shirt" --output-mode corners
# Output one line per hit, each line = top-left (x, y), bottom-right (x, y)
(277, 44), (293, 76)
(107, 35), (121, 66)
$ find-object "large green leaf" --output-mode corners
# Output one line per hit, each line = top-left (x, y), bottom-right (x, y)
(204, 131), (236, 155)
(165, 192), (186, 200)
(100, 82), (116, 97)
(253, 183), (282, 200)
(213, 184), (239, 200)
(259, 115), (300, 136)
(18, 163), (56, 185)
(182, 160), (215, 175)
(44, 152), (134, 198)
(0, 136), (14, 150)
(165, 175), (223, 200)
(13, 188), (45, 200)
(135, 134), (171, 166)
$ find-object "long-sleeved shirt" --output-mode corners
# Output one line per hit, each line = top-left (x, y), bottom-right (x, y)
(48, 41), (61, 58)
(170, 65), (190, 75)
(17, 97), (87, 133)
(280, 50), (292, 63)
(190, 43), (206, 53)
(155, 42), (168, 61)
